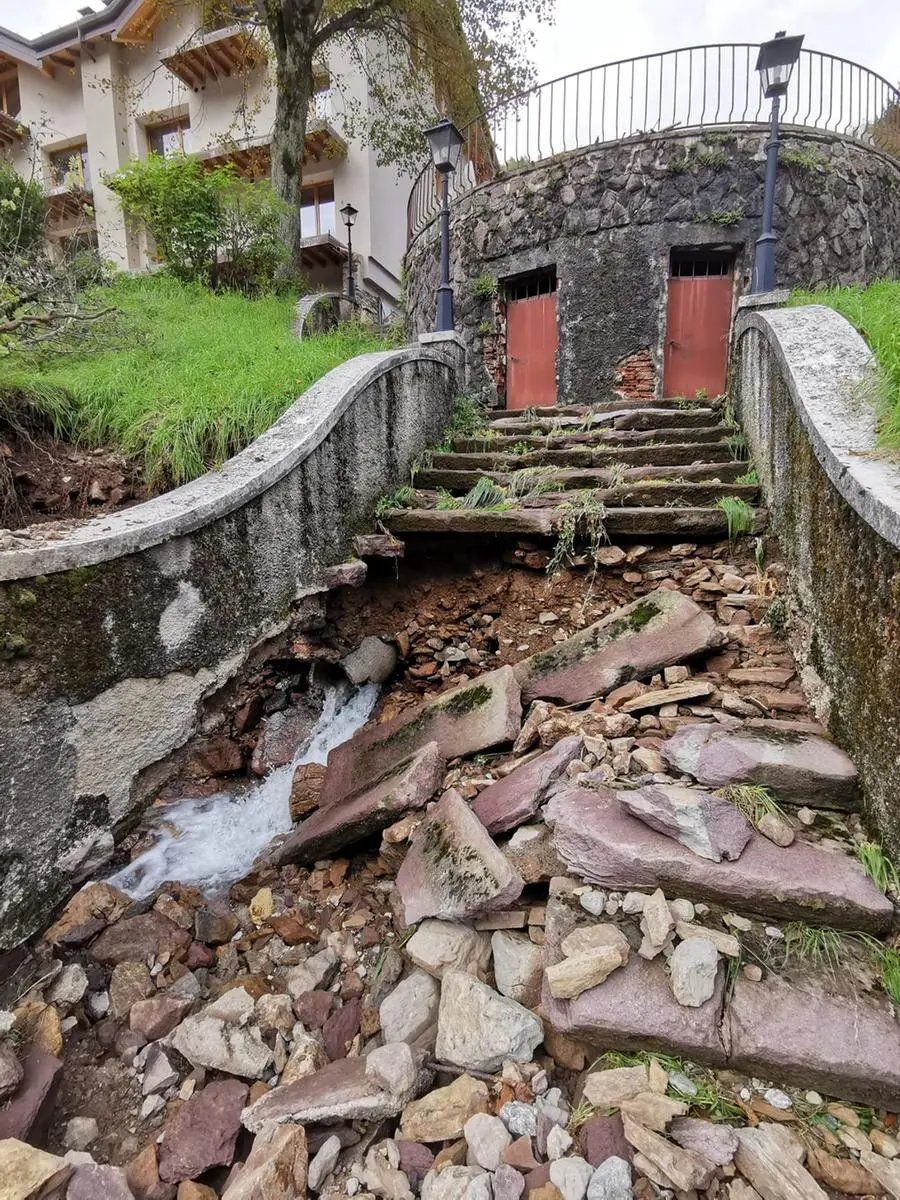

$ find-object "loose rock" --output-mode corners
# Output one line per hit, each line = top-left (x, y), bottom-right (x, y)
(435, 972), (543, 1072)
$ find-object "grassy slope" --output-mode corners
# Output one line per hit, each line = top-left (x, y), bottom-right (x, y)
(0, 275), (385, 486)
(791, 280), (900, 448)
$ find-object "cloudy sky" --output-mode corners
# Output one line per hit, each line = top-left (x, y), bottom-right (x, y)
(1, 0), (898, 86)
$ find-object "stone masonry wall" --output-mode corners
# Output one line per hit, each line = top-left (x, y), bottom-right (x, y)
(0, 340), (462, 949)
(405, 129), (900, 404)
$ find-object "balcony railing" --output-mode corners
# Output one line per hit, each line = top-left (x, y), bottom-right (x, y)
(407, 44), (900, 242)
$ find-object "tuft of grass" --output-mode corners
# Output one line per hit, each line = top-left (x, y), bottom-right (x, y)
(472, 273), (498, 300)
(458, 475), (509, 510)
(435, 488), (462, 510)
(782, 922), (845, 973)
(0, 275), (384, 489)
(506, 466), (559, 500)
(716, 495), (754, 540)
(434, 391), (491, 451)
(548, 490), (608, 577)
(694, 146), (729, 169)
(764, 594), (789, 637)
(374, 485), (415, 519)
(781, 146), (825, 170)
(726, 429), (749, 460)
(605, 461), (627, 488)
(856, 841), (900, 896)
(695, 205), (745, 227)
(790, 281), (900, 450)
(594, 1050), (743, 1121)
(736, 467), (759, 486)
(717, 783), (783, 825)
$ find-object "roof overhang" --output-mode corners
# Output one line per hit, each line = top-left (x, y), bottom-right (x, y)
(304, 120), (347, 165)
(162, 27), (266, 91)
(0, 109), (26, 149)
(300, 234), (348, 269)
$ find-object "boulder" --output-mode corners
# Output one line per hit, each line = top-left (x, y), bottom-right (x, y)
(859, 1150), (900, 1199)
(44, 882), (131, 947)
(324, 666), (522, 803)
(724, 973), (900, 1108)
(46, 964), (89, 1009)
(242, 1049), (427, 1133)
(617, 785), (751, 862)
(660, 724), (859, 808)
(222, 1123), (308, 1200)
(308, 1134), (342, 1192)
(400, 1075), (490, 1142)
(492, 931), (544, 1007)
(380, 970), (441, 1044)
(406, 921), (492, 980)
(421, 1166), (486, 1200)
(251, 703), (318, 775)
(277, 743), (444, 865)
(366, 1043), (418, 1097)
(322, 998), (361, 1060)
(342, 636), (398, 685)
(67, 1162), (135, 1200)
(171, 1016), (271, 1080)
(157, 1080), (248, 1183)
(289, 763), (326, 820)
(0, 1139), (71, 1200)
(549, 1156), (593, 1200)
(397, 790), (524, 924)
(669, 938), (719, 1008)
(514, 589), (724, 705)
(109, 963), (154, 1021)
(124, 1144), (175, 1200)
(0, 1051), (63, 1142)
(618, 1092), (686, 1132)
(581, 1067), (649, 1109)
(472, 737), (584, 835)
(435, 972), (543, 1072)
(545, 787), (891, 931)
(89, 913), (191, 967)
(586, 1157), (632, 1200)
(578, 1114), (632, 1167)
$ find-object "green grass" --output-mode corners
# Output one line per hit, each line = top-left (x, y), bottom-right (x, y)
(374, 485), (416, 519)
(790, 281), (900, 449)
(594, 1050), (743, 1121)
(717, 783), (783, 826)
(856, 841), (900, 895)
(716, 495), (754, 540)
(0, 274), (384, 488)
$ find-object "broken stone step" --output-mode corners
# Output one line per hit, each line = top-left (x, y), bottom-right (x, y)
(407, 484), (759, 512)
(489, 408), (719, 434)
(416, 461), (751, 491)
(428, 442), (737, 470)
(484, 398), (693, 422)
(456, 425), (731, 452)
(545, 787), (892, 930)
(386, 506), (763, 538)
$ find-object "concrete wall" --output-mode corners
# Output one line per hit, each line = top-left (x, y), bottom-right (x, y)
(0, 336), (462, 949)
(732, 302), (900, 857)
(404, 129), (900, 404)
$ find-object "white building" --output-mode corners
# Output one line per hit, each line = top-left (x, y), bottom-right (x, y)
(0, 0), (414, 306)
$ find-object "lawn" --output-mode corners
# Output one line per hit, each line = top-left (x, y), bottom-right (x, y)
(0, 275), (386, 487)
(791, 280), (900, 449)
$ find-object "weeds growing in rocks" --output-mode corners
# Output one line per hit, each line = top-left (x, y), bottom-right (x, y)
(605, 461), (628, 488)
(855, 840), (900, 896)
(505, 466), (560, 500)
(726, 429), (749, 460)
(434, 391), (491, 450)
(736, 466), (759, 486)
(596, 1050), (744, 1121)
(374, 485), (416, 518)
(764, 593), (789, 637)
(782, 923), (846, 973)
(717, 783), (783, 826)
(547, 491), (608, 577)
(716, 495), (754, 540)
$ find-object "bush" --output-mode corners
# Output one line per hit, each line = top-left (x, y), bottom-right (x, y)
(106, 154), (289, 290)
(0, 159), (45, 257)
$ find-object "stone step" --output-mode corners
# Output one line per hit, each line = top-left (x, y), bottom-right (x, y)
(485, 398), (698, 422)
(426, 443), (738, 470)
(416, 461), (752, 491)
(490, 408), (720, 434)
(455, 426), (731, 452)
(541, 879), (900, 1107)
(386, 505), (764, 538)
(544, 787), (892, 931)
(410, 483), (760, 510)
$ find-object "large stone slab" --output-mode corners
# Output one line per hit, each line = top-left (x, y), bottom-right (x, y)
(514, 590), (724, 705)
(324, 666), (522, 803)
(241, 1048), (428, 1133)
(157, 1079), (248, 1183)
(617, 784), (751, 862)
(471, 737), (583, 835)
(545, 788), (891, 931)
(723, 973), (900, 1108)
(541, 881), (727, 1064)
(0, 1139), (71, 1200)
(222, 1123), (308, 1200)
(396, 789), (524, 924)
(0, 1051), (62, 1142)
(277, 742), (444, 865)
(660, 725), (860, 808)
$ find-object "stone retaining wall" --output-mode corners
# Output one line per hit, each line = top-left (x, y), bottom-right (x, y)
(0, 337), (462, 948)
(732, 302), (900, 855)
(405, 129), (900, 404)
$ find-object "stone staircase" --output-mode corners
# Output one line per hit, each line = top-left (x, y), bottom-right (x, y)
(386, 397), (764, 540)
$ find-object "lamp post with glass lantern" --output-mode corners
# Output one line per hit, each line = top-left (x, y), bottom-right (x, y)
(752, 31), (804, 293)
(423, 117), (465, 331)
(340, 201), (358, 301)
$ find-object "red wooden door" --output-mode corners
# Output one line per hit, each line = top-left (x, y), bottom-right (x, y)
(663, 273), (733, 397)
(506, 291), (558, 409)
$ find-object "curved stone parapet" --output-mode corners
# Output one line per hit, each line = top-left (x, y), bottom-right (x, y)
(732, 301), (900, 853)
(0, 336), (462, 947)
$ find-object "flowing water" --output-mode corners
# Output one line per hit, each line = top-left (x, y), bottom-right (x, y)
(108, 683), (379, 900)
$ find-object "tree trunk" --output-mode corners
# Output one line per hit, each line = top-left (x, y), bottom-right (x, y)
(262, 0), (324, 271)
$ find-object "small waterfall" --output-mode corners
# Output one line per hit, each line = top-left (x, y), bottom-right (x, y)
(108, 682), (379, 900)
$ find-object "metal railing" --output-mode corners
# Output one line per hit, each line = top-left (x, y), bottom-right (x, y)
(407, 44), (900, 242)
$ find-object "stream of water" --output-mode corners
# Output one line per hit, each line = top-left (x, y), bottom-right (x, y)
(108, 682), (380, 900)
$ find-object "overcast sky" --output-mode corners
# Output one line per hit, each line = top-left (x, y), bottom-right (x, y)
(2, 0), (898, 86)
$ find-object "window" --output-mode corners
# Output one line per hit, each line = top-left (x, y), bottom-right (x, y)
(669, 248), (733, 278)
(300, 181), (335, 238)
(49, 144), (91, 192)
(504, 269), (557, 302)
(147, 118), (190, 158)
(0, 72), (20, 118)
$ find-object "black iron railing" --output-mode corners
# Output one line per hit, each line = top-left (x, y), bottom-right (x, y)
(406, 44), (900, 242)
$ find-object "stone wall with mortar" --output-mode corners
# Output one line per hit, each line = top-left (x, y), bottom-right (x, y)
(405, 129), (900, 404)
(732, 302), (900, 856)
(0, 338), (462, 948)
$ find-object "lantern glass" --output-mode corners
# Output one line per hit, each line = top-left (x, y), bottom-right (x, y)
(340, 202), (358, 228)
(423, 118), (465, 173)
(755, 32), (804, 98)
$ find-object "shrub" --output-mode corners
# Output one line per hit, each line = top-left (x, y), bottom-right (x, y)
(0, 159), (45, 256)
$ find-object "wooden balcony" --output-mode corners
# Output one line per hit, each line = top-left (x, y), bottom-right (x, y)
(300, 234), (348, 270)
(163, 27), (266, 92)
(0, 109), (25, 150)
(304, 118), (347, 165)
(46, 185), (93, 227)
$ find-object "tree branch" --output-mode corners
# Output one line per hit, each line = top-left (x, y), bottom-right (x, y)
(311, 0), (395, 50)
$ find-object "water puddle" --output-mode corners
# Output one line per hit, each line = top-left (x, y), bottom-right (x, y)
(108, 682), (379, 900)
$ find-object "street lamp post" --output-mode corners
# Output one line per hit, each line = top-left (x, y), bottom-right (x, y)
(423, 117), (465, 332)
(340, 201), (358, 301)
(751, 31), (804, 293)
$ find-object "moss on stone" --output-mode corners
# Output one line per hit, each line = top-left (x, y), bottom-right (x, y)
(439, 683), (492, 717)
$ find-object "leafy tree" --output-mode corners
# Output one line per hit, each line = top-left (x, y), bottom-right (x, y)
(0, 158), (45, 257)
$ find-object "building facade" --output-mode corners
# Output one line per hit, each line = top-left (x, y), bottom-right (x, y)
(0, 0), (412, 306)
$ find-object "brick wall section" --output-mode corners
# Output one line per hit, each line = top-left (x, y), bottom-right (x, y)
(614, 348), (655, 399)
